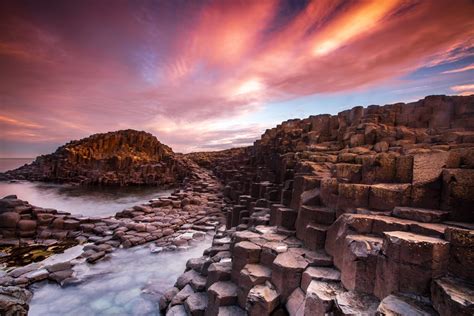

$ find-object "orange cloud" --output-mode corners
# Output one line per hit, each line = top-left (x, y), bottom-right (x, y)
(0, 114), (43, 129)
(451, 84), (474, 92)
(1, 0), (474, 155)
(442, 64), (474, 74)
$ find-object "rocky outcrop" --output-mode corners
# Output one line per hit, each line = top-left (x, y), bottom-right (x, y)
(165, 95), (474, 315)
(0, 130), (189, 186)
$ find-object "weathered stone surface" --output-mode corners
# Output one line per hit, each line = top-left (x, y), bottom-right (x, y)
(412, 152), (449, 184)
(239, 264), (272, 290)
(216, 305), (246, 316)
(176, 269), (202, 290)
(232, 241), (261, 281)
(369, 183), (411, 211)
(441, 169), (474, 222)
(286, 287), (305, 316)
(0, 212), (20, 228)
(301, 267), (341, 292)
(377, 294), (438, 316)
(246, 281), (279, 315)
(166, 304), (187, 316)
(207, 281), (239, 316)
(171, 284), (195, 306)
(337, 183), (370, 211)
(159, 287), (179, 311)
(392, 206), (449, 223)
(374, 231), (450, 299)
(304, 280), (344, 315)
(271, 252), (308, 302)
(445, 227), (474, 280)
(431, 277), (474, 316)
(0, 286), (32, 316)
(341, 235), (383, 293)
(207, 262), (232, 289)
(335, 291), (379, 315)
(184, 292), (208, 316)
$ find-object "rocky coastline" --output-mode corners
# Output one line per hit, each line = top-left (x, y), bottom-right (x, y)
(0, 161), (227, 314)
(0, 95), (473, 315)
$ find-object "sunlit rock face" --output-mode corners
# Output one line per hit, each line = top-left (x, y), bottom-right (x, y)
(1, 130), (189, 186)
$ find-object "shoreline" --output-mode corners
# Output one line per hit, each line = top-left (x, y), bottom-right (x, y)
(0, 163), (228, 314)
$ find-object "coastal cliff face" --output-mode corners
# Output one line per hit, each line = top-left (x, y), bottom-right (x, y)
(163, 95), (473, 315)
(1, 130), (189, 186)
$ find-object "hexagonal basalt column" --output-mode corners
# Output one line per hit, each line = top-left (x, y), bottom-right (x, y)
(271, 252), (308, 302)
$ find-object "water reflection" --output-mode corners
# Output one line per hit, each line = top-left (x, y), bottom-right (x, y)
(0, 181), (172, 217)
(29, 238), (212, 316)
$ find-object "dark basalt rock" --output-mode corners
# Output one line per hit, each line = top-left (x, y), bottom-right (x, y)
(0, 129), (189, 186)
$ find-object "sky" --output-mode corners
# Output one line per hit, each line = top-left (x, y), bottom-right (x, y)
(0, 0), (473, 157)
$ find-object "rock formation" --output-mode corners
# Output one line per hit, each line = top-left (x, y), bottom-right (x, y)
(159, 95), (474, 315)
(0, 129), (189, 186)
(1, 95), (473, 315)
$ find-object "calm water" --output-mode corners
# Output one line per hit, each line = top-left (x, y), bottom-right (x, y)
(29, 238), (212, 316)
(0, 181), (172, 217)
(0, 158), (34, 172)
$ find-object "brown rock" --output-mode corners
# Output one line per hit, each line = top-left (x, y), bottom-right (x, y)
(301, 267), (341, 292)
(303, 280), (344, 315)
(246, 281), (279, 316)
(374, 231), (449, 299)
(431, 276), (474, 316)
(0, 212), (20, 228)
(341, 235), (383, 293)
(335, 291), (379, 315)
(271, 252), (308, 302)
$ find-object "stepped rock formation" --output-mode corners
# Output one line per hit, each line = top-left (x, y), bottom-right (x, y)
(1, 95), (473, 315)
(162, 95), (474, 315)
(0, 130), (189, 186)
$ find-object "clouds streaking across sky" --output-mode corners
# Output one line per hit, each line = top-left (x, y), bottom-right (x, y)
(1, 0), (473, 157)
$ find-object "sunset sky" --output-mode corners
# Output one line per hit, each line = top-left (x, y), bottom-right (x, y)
(1, 0), (473, 157)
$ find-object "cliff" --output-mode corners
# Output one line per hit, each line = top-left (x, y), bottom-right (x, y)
(1, 129), (189, 186)
(170, 94), (474, 315)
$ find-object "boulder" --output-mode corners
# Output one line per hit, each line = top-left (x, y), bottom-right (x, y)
(0, 212), (20, 228)
(184, 292), (208, 316)
(0, 286), (32, 316)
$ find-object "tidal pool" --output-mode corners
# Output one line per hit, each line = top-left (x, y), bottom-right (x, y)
(29, 238), (212, 316)
(0, 181), (172, 217)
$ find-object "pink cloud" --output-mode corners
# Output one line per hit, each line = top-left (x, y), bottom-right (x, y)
(1, 0), (473, 155)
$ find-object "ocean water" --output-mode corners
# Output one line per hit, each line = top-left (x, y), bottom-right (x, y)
(29, 238), (212, 316)
(0, 158), (172, 217)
